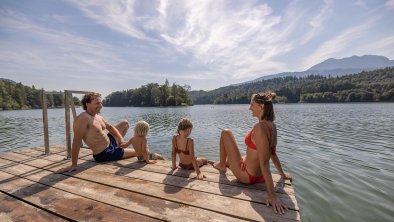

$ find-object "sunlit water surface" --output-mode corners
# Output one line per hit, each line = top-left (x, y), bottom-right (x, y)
(1, 103), (393, 221)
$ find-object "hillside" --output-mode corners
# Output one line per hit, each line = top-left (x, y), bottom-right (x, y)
(0, 79), (77, 110)
(252, 55), (394, 82)
(190, 67), (394, 104)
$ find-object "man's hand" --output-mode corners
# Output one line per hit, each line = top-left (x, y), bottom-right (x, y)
(55, 165), (77, 174)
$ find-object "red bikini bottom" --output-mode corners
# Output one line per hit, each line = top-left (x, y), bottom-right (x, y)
(240, 159), (264, 184)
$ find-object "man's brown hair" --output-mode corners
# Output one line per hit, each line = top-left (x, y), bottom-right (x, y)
(81, 92), (101, 110)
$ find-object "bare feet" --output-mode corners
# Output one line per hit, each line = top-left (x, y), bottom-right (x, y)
(213, 162), (227, 172)
(207, 159), (215, 165)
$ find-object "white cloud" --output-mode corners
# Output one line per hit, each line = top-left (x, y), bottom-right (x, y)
(68, 0), (298, 79)
(353, 0), (367, 9)
(386, 0), (394, 9)
(362, 35), (394, 57)
(0, 10), (125, 72)
(299, 0), (334, 45)
(302, 18), (376, 68)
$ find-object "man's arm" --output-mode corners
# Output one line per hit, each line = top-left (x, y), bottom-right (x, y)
(56, 115), (86, 173)
(103, 118), (125, 147)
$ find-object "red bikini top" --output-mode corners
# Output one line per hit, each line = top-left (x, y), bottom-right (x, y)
(172, 135), (190, 155)
(244, 121), (276, 155)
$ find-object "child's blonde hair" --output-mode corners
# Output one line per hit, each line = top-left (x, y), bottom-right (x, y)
(134, 120), (149, 137)
(177, 118), (193, 133)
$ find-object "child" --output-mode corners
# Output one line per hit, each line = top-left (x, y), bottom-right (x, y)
(122, 120), (164, 164)
(172, 118), (211, 180)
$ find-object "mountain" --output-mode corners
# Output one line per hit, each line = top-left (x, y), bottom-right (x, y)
(252, 55), (394, 82)
(0, 78), (17, 85)
(308, 55), (394, 70)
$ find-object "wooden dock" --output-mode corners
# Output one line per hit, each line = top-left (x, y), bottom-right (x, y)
(0, 145), (300, 221)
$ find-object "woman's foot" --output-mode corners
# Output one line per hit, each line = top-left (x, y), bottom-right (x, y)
(213, 162), (227, 172)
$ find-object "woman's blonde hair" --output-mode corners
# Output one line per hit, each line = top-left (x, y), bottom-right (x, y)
(251, 91), (276, 121)
(134, 120), (149, 137)
(177, 118), (193, 133)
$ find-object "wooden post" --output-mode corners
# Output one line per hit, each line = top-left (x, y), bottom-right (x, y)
(65, 90), (71, 159)
(41, 89), (49, 154)
(69, 95), (77, 119)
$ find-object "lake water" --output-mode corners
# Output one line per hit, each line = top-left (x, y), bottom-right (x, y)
(1, 103), (393, 221)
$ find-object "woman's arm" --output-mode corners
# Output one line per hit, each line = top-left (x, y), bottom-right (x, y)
(271, 154), (292, 181)
(254, 124), (287, 214)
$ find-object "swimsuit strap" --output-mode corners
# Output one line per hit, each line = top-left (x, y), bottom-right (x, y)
(173, 135), (190, 154)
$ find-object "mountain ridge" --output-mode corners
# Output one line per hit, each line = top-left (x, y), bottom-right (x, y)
(250, 55), (394, 83)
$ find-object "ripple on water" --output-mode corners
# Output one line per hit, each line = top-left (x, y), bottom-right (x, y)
(1, 104), (394, 221)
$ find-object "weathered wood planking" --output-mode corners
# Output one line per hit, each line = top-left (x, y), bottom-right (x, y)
(0, 145), (300, 221)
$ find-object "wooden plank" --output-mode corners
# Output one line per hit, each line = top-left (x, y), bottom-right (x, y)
(0, 170), (160, 222)
(73, 146), (292, 185)
(0, 192), (67, 222)
(9, 150), (298, 209)
(0, 158), (252, 222)
(16, 147), (293, 193)
(13, 148), (296, 196)
(0, 152), (299, 221)
(22, 145), (292, 185)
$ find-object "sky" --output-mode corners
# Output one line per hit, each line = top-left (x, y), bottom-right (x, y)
(1, 0), (394, 96)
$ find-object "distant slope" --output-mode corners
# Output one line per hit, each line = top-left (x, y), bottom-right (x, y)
(190, 67), (394, 104)
(252, 55), (394, 82)
(0, 78), (17, 85)
(308, 55), (394, 71)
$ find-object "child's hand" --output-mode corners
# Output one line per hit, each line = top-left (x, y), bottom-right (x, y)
(119, 141), (128, 148)
(196, 173), (206, 180)
(171, 165), (178, 170)
(281, 172), (292, 182)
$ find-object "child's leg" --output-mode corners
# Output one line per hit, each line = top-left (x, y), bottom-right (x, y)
(151, 152), (165, 160)
(196, 157), (208, 167)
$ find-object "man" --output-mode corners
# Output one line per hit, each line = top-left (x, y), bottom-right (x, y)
(56, 92), (136, 173)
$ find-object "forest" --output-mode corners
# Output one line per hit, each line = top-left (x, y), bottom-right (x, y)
(0, 79), (76, 110)
(1, 67), (393, 110)
(190, 67), (394, 104)
(103, 80), (192, 107)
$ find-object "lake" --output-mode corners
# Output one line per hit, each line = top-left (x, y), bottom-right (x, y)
(0, 103), (393, 221)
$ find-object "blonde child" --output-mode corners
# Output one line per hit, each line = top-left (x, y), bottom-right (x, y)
(171, 118), (211, 180)
(121, 120), (164, 164)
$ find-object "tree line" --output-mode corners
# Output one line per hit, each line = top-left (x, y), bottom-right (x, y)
(0, 79), (81, 110)
(1, 67), (393, 110)
(103, 80), (193, 107)
(190, 67), (394, 104)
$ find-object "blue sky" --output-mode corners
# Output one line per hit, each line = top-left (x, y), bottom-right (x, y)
(1, 0), (394, 96)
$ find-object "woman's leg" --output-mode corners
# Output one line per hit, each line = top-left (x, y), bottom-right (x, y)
(213, 129), (249, 182)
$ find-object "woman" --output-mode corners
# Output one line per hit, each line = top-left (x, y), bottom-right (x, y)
(213, 92), (291, 214)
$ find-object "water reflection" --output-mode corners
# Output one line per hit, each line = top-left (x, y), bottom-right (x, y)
(1, 103), (394, 221)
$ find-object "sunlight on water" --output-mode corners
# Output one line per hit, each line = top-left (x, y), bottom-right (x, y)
(1, 103), (393, 221)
